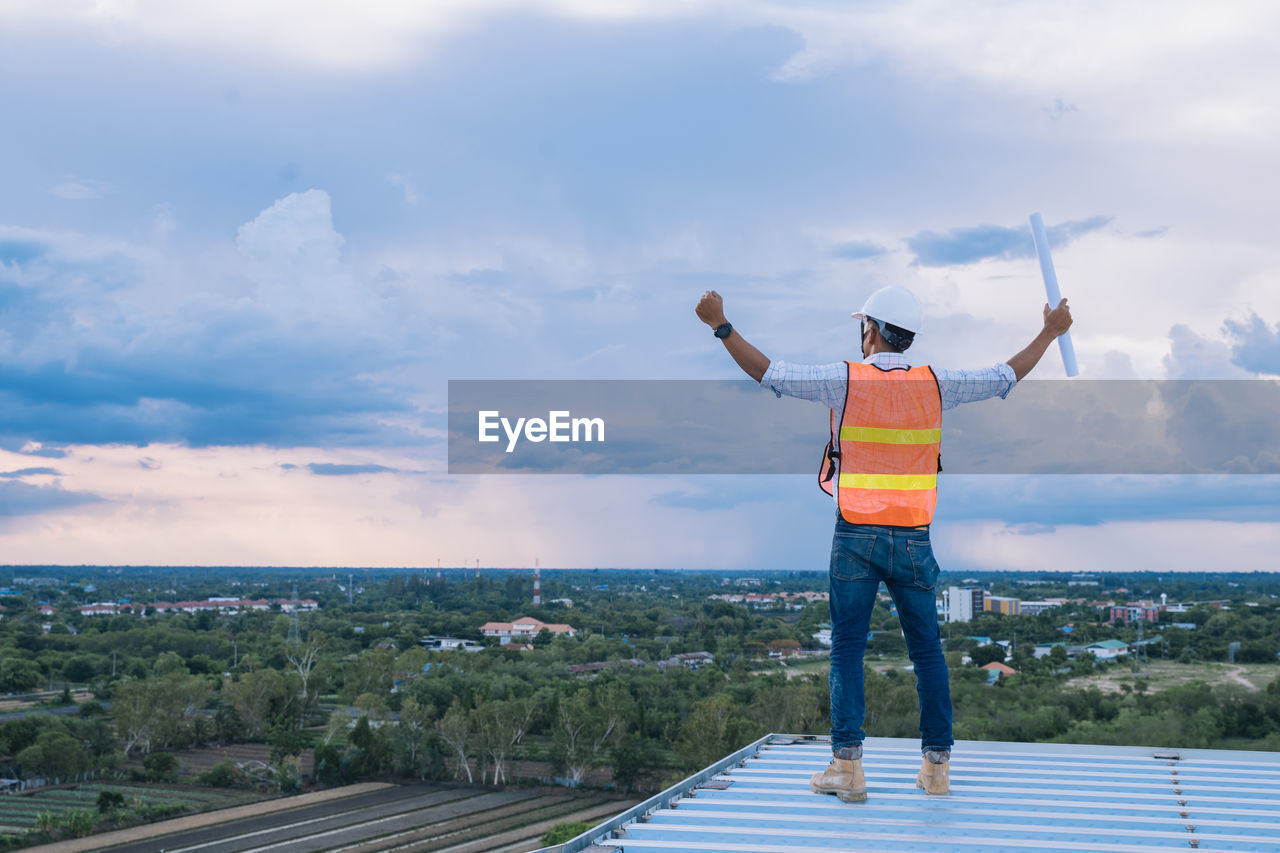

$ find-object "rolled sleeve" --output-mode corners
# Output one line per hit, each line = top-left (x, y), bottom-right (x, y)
(934, 363), (1018, 410)
(760, 360), (847, 410)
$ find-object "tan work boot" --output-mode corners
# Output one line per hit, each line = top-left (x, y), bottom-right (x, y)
(916, 749), (950, 795)
(811, 749), (867, 802)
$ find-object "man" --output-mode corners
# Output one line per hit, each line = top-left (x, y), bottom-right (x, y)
(695, 285), (1072, 801)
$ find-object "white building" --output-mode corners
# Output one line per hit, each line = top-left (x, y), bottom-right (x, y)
(479, 616), (576, 643)
(943, 587), (985, 623)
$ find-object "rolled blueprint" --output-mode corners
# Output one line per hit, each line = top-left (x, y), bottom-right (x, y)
(1029, 212), (1079, 377)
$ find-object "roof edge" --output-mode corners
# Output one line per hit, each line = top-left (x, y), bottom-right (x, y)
(530, 732), (803, 853)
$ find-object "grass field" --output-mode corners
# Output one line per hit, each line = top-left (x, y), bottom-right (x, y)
(1066, 659), (1280, 694)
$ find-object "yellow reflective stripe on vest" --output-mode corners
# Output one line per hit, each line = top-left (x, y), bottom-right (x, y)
(838, 426), (942, 445)
(838, 473), (937, 491)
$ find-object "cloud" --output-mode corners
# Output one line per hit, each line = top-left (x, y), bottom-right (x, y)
(829, 240), (887, 261)
(650, 477), (803, 510)
(1224, 313), (1280, 376)
(0, 239), (46, 266)
(0, 479), (101, 518)
(236, 189), (343, 270)
(152, 203), (176, 236)
(1162, 324), (1253, 379)
(0, 0), (710, 72)
(0, 467), (59, 478)
(937, 474), (1280, 527)
(1044, 98), (1078, 120)
(306, 462), (398, 476)
(19, 444), (68, 459)
(50, 178), (110, 200)
(907, 216), (1111, 267)
(0, 193), (422, 449)
(387, 174), (421, 206)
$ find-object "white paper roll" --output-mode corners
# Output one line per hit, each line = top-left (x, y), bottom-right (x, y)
(1029, 212), (1079, 377)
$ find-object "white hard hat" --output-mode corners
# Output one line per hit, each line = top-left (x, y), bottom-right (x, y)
(851, 285), (923, 334)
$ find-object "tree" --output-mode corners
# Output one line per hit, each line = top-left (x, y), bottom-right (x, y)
(347, 716), (389, 776)
(677, 693), (754, 771)
(285, 636), (325, 725)
(552, 684), (633, 784)
(340, 648), (394, 703)
(17, 731), (87, 782)
(96, 790), (126, 812)
(394, 697), (435, 779)
(473, 696), (540, 785)
(113, 679), (159, 755)
(113, 674), (211, 755)
(436, 701), (474, 782)
(62, 655), (98, 683)
(970, 645), (1007, 667)
(0, 657), (41, 692)
(267, 720), (310, 767)
(142, 751), (179, 781)
(225, 668), (288, 738)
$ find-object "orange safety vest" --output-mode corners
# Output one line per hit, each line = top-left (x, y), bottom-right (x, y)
(818, 362), (942, 527)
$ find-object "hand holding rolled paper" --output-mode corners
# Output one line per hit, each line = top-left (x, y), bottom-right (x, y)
(1029, 212), (1079, 377)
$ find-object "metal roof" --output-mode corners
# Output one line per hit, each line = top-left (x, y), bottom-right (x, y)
(537, 734), (1280, 852)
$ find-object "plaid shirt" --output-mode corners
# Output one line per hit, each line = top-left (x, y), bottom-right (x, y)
(760, 352), (1017, 411)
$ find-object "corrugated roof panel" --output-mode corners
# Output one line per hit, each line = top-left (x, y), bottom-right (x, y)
(542, 735), (1280, 853)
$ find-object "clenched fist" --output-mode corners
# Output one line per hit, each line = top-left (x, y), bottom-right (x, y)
(696, 290), (728, 328)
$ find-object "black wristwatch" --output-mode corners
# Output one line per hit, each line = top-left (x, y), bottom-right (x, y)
(713, 322), (733, 339)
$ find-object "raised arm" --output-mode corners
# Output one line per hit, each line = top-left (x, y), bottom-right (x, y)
(1006, 299), (1074, 381)
(695, 290), (770, 383)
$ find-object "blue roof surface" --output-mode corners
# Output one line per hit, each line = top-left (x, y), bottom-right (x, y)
(545, 734), (1280, 852)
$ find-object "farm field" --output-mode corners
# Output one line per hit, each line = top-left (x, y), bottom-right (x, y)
(28, 783), (636, 853)
(145, 742), (317, 779)
(0, 781), (255, 837)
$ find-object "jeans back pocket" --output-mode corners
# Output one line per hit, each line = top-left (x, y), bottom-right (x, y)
(831, 532), (877, 581)
(905, 538), (940, 590)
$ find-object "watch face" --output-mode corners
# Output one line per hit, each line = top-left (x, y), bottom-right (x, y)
(715, 323), (732, 338)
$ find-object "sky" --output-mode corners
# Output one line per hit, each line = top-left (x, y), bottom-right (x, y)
(1, 0), (1278, 573)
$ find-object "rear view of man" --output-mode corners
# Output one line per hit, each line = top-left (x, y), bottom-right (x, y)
(695, 285), (1072, 801)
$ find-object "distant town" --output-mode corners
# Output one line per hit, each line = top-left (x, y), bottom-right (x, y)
(2, 565), (1278, 847)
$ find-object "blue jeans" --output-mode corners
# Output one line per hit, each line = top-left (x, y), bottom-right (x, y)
(828, 518), (953, 753)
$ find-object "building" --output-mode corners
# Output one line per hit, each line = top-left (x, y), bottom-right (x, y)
(1033, 642), (1070, 659)
(134, 597), (319, 616)
(1019, 599), (1065, 616)
(420, 636), (484, 651)
(982, 661), (1019, 680)
(77, 602), (130, 616)
(479, 616), (576, 643)
(1085, 639), (1130, 660)
(708, 591), (827, 610)
(983, 595), (1021, 616)
(568, 659), (642, 677)
(1109, 602), (1161, 625)
(657, 651), (714, 671)
(943, 587), (984, 623)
